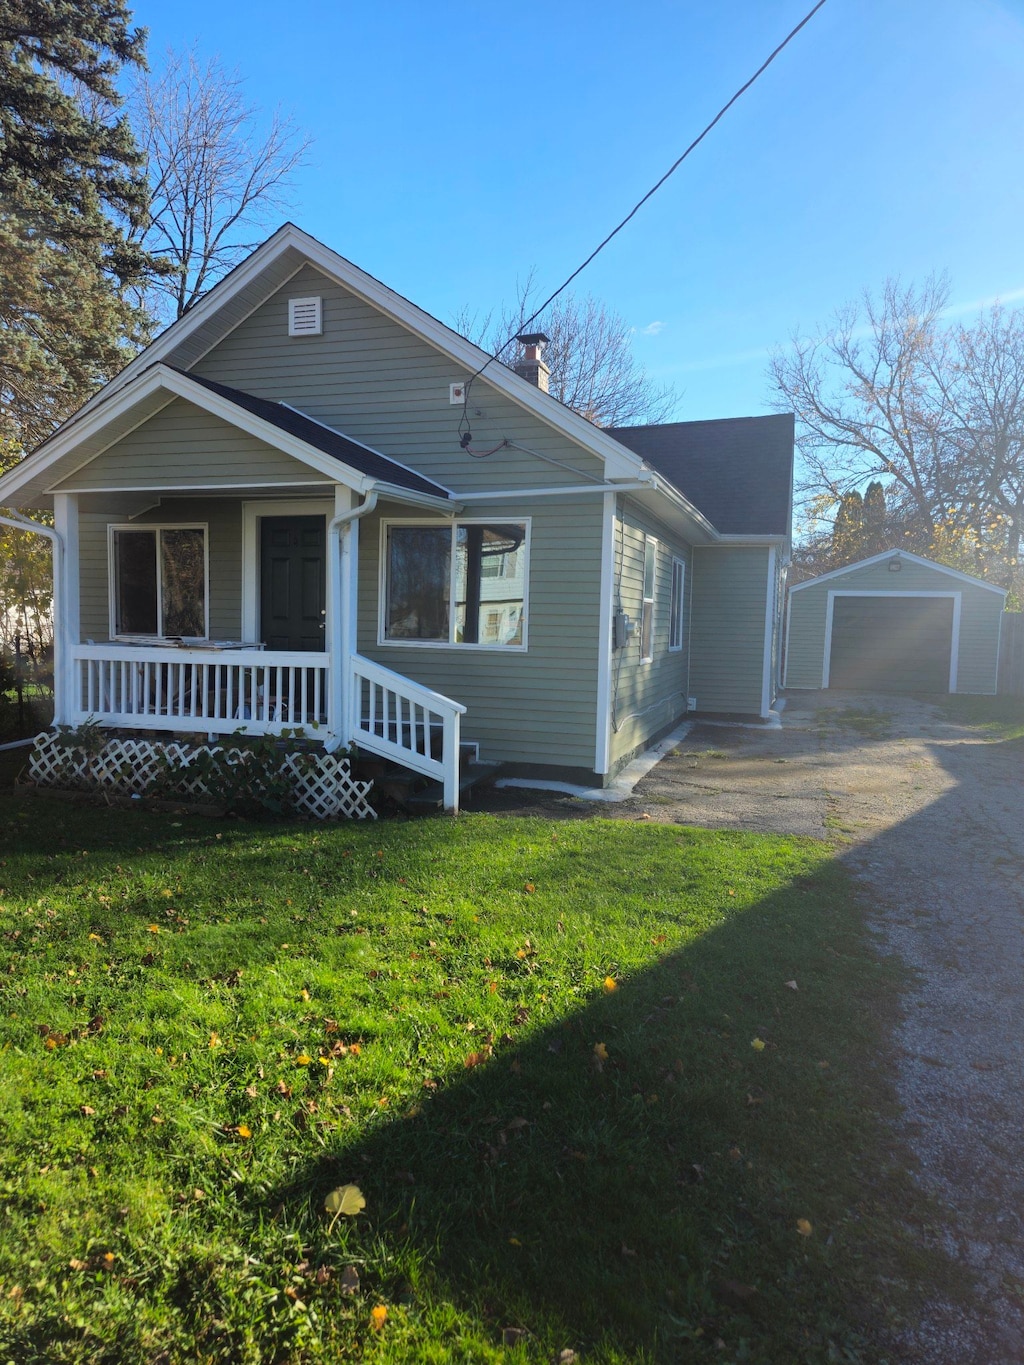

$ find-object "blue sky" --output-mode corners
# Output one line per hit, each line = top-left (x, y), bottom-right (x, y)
(128, 0), (1024, 421)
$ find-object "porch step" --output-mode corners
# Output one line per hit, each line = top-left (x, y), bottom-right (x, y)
(403, 760), (504, 813)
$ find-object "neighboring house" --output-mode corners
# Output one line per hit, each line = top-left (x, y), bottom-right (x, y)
(784, 549), (1007, 694)
(0, 225), (793, 807)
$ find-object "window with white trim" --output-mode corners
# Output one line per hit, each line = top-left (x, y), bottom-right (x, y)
(669, 557), (686, 652)
(382, 520), (528, 648)
(110, 526), (207, 639)
(640, 535), (656, 662)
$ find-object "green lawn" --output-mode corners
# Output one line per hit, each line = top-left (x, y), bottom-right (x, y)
(0, 800), (941, 1363)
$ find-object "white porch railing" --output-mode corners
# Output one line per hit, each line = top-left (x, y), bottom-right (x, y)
(68, 644), (467, 813)
(71, 644), (329, 737)
(349, 654), (465, 812)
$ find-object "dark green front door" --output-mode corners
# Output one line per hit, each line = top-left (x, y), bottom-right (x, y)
(259, 516), (326, 652)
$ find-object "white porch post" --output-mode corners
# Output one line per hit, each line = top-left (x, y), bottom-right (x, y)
(331, 485), (354, 745)
(52, 493), (79, 726)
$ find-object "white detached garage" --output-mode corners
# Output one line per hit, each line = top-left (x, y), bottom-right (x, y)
(784, 550), (1007, 695)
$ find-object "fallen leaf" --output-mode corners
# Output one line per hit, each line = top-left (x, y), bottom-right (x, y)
(751, 1037), (766, 1052)
(523, 882), (535, 894)
(784, 980), (799, 991)
(295, 1054), (312, 1066)
(603, 976), (618, 993)
(796, 1218), (813, 1237)
(69, 1258), (88, 1271)
(338, 1264), (360, 1295)
(79, 1105), (96, 1117)
(502, 1326), (527, 1346)
(324, 1184), (366, 1217)
(88, 933), (103, 943)
(593, 1042), (609, 1062)
(208, 1032), (220, 1049)
(557, 1352), (578, 1364)
(147, 925), (160, 934)
(235, 1124), (252, 1139)
(370, 1304), (387, 1331)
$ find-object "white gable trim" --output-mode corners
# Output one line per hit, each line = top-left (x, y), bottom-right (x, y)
(41, 224), (646, 483)
(0, 363), (454, 512)
(790, 548), (1007, 595)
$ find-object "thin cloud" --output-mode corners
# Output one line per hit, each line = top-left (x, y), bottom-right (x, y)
(640, 320), (666, 336)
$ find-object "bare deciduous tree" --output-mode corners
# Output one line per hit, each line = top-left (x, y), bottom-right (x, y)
(455, 272), (678, 428)
(130, 47), (312, 322)
(770, 276), (1024, 591)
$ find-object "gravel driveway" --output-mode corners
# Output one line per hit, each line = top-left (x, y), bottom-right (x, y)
(476, 692), (1024, 1361)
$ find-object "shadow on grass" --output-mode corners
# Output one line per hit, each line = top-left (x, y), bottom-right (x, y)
(0, 798), (950, 1362)
(253, 871), (920, 1362)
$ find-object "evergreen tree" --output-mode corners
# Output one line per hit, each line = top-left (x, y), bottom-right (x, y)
(0, 1), (158, 451)
(831, 489), (864, 563)
(861, 480), (887, 556)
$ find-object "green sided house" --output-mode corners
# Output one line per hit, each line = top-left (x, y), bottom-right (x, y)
(784, 550), (1007, 694)
(0, 225), (793, 809)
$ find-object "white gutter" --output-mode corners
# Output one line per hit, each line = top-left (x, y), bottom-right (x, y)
(325, 490), (379, 753)
(0, 513), (65, 723)
(456, 481), (654, 501)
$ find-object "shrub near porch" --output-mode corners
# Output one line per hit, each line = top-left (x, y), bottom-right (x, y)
(0, 805), (938, 1363)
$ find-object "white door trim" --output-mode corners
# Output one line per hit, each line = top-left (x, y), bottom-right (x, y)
(822, 590), (961, 692)
(241, 498), (334, 646)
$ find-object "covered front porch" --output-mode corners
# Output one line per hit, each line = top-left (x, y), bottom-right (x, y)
(8, 364), (471, 809)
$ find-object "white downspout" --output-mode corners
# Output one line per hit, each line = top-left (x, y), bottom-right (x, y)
(324, 490), (378, 753)
(0, 512), (66, 724)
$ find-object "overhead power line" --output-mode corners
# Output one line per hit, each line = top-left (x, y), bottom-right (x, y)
(458, 0), (829, 447)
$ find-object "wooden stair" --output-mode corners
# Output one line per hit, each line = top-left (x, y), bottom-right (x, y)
(356, 743), (502, 814)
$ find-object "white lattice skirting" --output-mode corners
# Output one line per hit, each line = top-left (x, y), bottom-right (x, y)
(27, 732), (377, 820)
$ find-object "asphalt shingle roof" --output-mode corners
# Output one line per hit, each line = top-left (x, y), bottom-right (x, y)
(178, 369), (451, 500)
(608, 413), (794, 537)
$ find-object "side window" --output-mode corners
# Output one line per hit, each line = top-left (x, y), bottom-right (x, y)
(669, 557), (685, 651)
(640, 536), (656, 662)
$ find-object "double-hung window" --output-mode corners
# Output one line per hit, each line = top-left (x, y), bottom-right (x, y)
(110, 526), (208, 639)
(382, 520), (528, 648)
(669, 557), (686, 652)
(640, 536), (657, 662)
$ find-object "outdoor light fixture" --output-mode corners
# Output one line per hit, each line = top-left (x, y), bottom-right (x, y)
(888, 558), (902, 572)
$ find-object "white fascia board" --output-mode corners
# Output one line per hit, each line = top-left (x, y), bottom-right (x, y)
(373, 482), (460, 513)
(790, 548), (1008, 595)
(716, 533), (789, 546)
(642, 474), (719, 542)
(33, 223), (647, 484)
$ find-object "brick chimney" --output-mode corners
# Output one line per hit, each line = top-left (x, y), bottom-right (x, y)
(514, 332), (550, 393)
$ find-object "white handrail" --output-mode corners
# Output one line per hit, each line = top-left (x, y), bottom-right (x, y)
(348, 653), (465, 812)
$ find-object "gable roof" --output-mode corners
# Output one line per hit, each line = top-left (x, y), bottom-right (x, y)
(50, 222), (645, 484)
(0, 363), (457, 510)
(178, 370), (449, 499)
(608, 414), (794, 537)
(789, 548), (1009, 594)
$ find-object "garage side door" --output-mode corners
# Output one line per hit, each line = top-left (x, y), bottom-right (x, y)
(828, 596), (954, 692)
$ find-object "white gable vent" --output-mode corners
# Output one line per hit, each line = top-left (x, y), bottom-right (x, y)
(288, 296), (322, 336)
